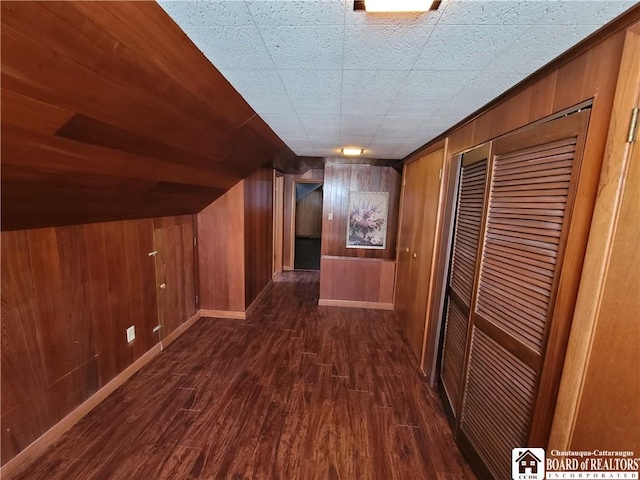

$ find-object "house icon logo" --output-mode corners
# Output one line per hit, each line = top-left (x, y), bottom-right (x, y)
(512, 448), (545, 480)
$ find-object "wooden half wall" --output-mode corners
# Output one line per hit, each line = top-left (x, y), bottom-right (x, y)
(1, 214), (197, 466)
(318, 163), (401, 308)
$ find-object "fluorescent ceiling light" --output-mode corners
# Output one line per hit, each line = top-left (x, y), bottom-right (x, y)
(364, 0), (433, 12)
(342, 147), (364, 156)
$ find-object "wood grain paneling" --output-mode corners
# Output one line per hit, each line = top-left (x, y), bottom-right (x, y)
(395, 148), (446, 362)
(1, 214), (196, 465)
(154, 215), (197, 339)
(550, 26), (640, 453)
(0, 1), (295, 231)
(197, 183), (246, 313)
(244, 166), (274, 307)
(283, 169), (324, 271)
(319, 256), (396, 307)
(295, 188), (323, 238)
(321, 163), (401, 260)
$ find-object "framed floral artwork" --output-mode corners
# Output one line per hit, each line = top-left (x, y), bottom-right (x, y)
(346, 191), (389, 249)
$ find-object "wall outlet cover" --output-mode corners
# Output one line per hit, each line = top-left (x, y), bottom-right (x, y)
(126, 325), (136, 343)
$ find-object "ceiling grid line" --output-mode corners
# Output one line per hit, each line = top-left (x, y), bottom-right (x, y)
(159, 0), (637, 160)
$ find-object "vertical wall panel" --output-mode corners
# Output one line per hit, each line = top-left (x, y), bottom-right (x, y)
(244, 166), (274, 307)
(197, 183), (246, 312)
(0, 214), (192, 466)
(321, 164), (401, 260)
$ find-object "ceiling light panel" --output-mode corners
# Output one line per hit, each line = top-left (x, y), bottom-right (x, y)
(364, 0), (433, 13)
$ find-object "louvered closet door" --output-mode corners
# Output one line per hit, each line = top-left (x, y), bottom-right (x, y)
(440, 144), (489, 416)
(459, 112), (589, 480)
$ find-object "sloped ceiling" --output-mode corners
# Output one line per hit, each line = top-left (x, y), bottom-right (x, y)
(0, 1), (297, 231)
(159, 0), (636, 159)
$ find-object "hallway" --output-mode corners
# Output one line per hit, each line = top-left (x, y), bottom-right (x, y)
(12, 272), (474, 480)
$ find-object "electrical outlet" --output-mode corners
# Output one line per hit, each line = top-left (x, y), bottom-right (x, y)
(328, 212), (333, 220)
(126, 325), (136, 343)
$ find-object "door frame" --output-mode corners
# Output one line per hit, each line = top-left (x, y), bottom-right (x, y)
(291, 179), (324, 271)
(273, 171), (284, 276)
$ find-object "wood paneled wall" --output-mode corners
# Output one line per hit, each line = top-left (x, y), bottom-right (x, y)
(319, 257), (396, 308)
(0, 2), (295, 231)
(1, 214), (196, 465)
(321, 163), (401, 260)
(295, 188), (323, 238)
(403, 9), (640, 454)
(283, 169), (324, 270)
(197, 184), (246, 313)
(198, 166), (274, 312)
(153, 216), (198, 334)
(244, 166), (274, 307)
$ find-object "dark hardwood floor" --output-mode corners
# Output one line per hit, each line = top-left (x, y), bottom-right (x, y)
(10, 271), (475, 480)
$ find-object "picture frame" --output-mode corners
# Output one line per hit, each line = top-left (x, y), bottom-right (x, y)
(346, 191), (389, 250)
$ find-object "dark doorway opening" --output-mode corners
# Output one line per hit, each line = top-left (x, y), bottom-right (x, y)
(294, 182), (323, 270)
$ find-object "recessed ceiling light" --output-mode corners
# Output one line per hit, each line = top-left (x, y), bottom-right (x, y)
(363, 0), (435, 13)
(342, 147), (364, 156)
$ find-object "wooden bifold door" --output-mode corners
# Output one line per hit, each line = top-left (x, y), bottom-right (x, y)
(440, 111), (590, 480)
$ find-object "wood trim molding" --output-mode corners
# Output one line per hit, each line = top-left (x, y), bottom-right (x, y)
(405, 138), (447, 165)
(200, 309), (246, 320)
(161, 311), (202, 349)
(1, 342), (163, 479)
(321, 255), (396, 264)
(318, 299), (394, 310)
(245, 279), (274, 318)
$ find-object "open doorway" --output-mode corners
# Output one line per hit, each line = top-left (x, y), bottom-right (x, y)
(293, 182), (323, 270)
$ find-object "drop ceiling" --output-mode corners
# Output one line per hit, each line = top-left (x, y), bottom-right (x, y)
(159, 0), (636, 160)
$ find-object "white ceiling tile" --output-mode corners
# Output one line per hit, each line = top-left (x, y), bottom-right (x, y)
(342, 96), (395, 114)
(299, 114), (341, 136)
(438, 1), (553, 25)
(291, 95), (342, 114)
(413, 24), (528, 71)
(246, 0), (347, 26)
(182, 26), (275, 70)
(386, 96), (451, 116)
(341, 114), (385, 129)
(364, 146), (399, 158)
(340, 135), (374, 147)
(258, 113), (306, 134)
(534, 1), (637, 26)
(159, 1), (254, 26)
(168, 0), (628, 160)
(342, 69), (409, 97)
(397, 70), (477, 99)
(313, 147), (344, 156)
(486, 24), (604, 72)
(340, 115), (383, 139)
(243, 94), (296, 114)
(376, 114), (456, 138)
(344, 25), (434, 70)
(279, 69), (343, 96)
(259, 26), (344, 69)
(219, 70), (288, 96)
(293, 147), (319, 156)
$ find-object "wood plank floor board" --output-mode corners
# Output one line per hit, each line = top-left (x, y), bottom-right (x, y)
(9, 271), (474, 480)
